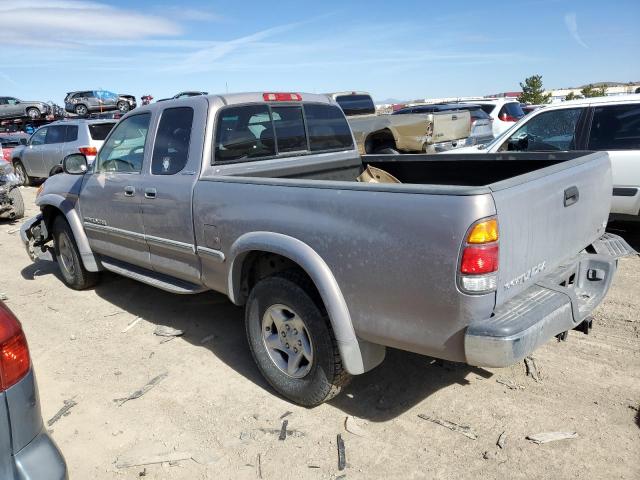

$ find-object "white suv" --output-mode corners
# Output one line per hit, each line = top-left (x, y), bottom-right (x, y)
(447, 94), (640, 218)
(474, 99), (525, 136)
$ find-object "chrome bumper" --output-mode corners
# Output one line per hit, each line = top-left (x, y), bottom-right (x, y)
(465, 233), (636, 367)
(20, 214), (53, 262)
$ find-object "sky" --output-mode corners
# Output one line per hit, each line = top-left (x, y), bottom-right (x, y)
(0, 0), (639, 104)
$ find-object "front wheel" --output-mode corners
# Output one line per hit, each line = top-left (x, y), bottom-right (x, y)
(245, 273), (351, 406)
(7, 188), (24, 219)
(74, 104), (88, 116)
(52, 216), (98, 290)
(117, 101), (130, 113)
(26, 107), (40, 120)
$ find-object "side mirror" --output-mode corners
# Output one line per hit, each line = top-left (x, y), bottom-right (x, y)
(63, 153), (88, 175)
(19, 138), (27, 145)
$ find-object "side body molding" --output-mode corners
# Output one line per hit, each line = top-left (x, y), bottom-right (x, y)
(37, 193), (102, 272)
(228, 231), (385, 375)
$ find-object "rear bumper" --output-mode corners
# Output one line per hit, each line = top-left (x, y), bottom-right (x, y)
(14, 431), (67, 480)
(465, 233), (636, 367)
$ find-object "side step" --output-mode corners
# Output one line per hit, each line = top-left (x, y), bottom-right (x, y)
(100, 257), (208, 295)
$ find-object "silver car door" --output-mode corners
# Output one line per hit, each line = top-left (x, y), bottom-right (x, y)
(42, 125), (66, 176)
(22, 127), (47, 177)
(79, 113), (153, 269)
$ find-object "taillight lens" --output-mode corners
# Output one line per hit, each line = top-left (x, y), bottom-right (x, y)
(500, 113), (519, 122)
(263, 92), (302, 102)
(79, 146), (97, 156)
(0, 303), (30, 391)
(459, 218), (499, 293)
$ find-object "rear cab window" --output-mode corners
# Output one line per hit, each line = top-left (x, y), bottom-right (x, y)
(334, 95), (376, 116)
(151, 107), (194, 175)
(214, 103), (353, 163)
(588, 103), (640, 150)
(89, 122), (116, 140)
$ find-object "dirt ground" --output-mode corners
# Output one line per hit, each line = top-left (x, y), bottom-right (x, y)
(1, 187), (639, 480)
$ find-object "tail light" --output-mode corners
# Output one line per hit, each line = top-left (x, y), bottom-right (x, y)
(499, 113), (519, 122)
(79, 146), (97, 156)
(459, 218), (499, 293)
(263, 92), (302, 101)
(0, 302), (30, 391)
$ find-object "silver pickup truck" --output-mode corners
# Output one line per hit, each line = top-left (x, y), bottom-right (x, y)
(20, 92), (635, 407)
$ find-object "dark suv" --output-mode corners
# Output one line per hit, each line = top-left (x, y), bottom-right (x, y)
(0, 301), (67, 479)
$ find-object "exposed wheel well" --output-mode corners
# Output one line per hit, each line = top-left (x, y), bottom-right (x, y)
(41, 205), (64, 241)
(238, 251), (321, 306)
(364, 129), (397, 153)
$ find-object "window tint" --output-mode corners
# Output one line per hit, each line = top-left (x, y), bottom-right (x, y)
(89, 122), (115, 140)
(65, 125), (78, 142)
(503, 108), (582, 152)
(45, 125), (66, 144)
(30, 128), (47, 146)
(479, 104), (495, 115)
(499, 102), (525, 120)
(334, 95), (376, 116)
(215, 105), (275, 162)
(272, 106), (307, 152)
(304, 104), (353, 151)
(588, 104), (640, 150)
(469, 108), (491, 121)
(152, 107), (194, 175)
(96, 113), (150, 173)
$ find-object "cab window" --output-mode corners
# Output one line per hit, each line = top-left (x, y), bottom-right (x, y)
(588, 104), (640, 150)
(96, 113), (151, 173)
(151, 107), (194, 175)
(501, 108), (582, 152)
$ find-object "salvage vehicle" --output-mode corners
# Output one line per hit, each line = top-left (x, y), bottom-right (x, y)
(20, 92), (635, 407)
(327, 92), (471, 154)
(117, 94), (137, 113)
(448, 94), (640, 218)
(64, 90), (120, 117)
(0, 97), (50, 121)
(11, 119), (116, 186)
(0, 158), (23, 220)
(0, 301), (68, 479)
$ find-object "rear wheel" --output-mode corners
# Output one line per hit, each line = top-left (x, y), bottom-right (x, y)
(117, 100), (130, 113)
(26, 107), (40, 120)
(74, 104), (88, 116)
(245, 272), (351, 406)
(13, 161), (32, 186)
(52, 216), (98, 290)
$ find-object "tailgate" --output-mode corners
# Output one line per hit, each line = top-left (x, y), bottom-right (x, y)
(490, 152), (611, 305)
(432, 111), (470, 143)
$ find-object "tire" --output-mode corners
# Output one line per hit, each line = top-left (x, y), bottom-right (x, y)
(52, 216), (98, 290)
(74, 104), (88, 116)
(13, 161), (32, 186)
(245, 272), (351, 406)
(117, 101), (130, 113)
(373, 147), (400, 154)
(7, 188), (24, 219)
(26, 107), (40, 120)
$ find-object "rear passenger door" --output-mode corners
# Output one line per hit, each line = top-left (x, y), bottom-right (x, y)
(21, 127), (47, 177)
(138, 101), (207, 283)
(587, 102), (640, 215)
(41, 125), (67, 176)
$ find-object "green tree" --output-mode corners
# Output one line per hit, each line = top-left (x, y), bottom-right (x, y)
(517, 74), (552, 105)
(581, 84), (608, 98)
(565, 91), (578, 101)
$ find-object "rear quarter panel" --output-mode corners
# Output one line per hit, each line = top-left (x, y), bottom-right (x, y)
(194, 179), (497, 361)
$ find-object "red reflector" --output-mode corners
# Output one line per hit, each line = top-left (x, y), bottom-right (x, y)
(79, 146), (97, 156)
(461, 244), (499, 275)
(263, 92), (302, 102)
(0, 303), (30, 391)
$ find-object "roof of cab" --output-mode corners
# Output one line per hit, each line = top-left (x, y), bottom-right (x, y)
(215, 92), (333, 106)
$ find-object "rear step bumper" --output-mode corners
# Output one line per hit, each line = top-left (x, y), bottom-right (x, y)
(465, 233), (636, 367)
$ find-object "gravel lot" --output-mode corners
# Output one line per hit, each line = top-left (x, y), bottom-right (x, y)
(1, 187), (639, 479)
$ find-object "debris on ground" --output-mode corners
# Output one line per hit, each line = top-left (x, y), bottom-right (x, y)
(337, 434), (346, 471)
(496, 377), (525, 390)
(6, 228), (19, 234)
(0, 293), (8, 301)
(200, 334), (215, 345)
(47, 399), (78, 426)
(278, 419), (288, 441)
(190, 451), (219, 465)
(344, 416), (367, 437)
(417, 414), (477, 440)
(70, 334), (77, 341)
(256, 453), (262, 479)
(114, 372), (168, 406)
(524, 356), (541, 382)
(104, 311), (124, 317)
(47, 306), (59, 312)
(138, 468), (146, 477)
(497, 431), (507, 449)
(115, 451), (193, 469)
(526, 431), (578, 444)
(279, 411), (293, 419)
(258, 427), (305, 438)
(121, 317), (143, 333)
(154, 325), (184, 338)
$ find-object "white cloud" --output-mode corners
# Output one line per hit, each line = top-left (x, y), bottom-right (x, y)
(564, 12), (588, 49)
(0, 0), (181, 46)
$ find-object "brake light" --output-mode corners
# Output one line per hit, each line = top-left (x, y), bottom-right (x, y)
(79, 146), (97, 156)
(0, 303), (30, 391)
(500, 113), (519, 122)
(459, 218), (499, 293)
(263, 92), (302, 102)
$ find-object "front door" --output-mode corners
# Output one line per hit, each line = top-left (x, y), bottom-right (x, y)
(22, 127), (47, 178)
(138, 103), (205, 283)
(79, 112), (153, 268)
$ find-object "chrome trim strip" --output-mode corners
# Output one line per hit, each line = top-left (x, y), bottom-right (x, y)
(146, 234), (195, 253)
(83, 222), (146, 242)
(197, 246), (225, 262)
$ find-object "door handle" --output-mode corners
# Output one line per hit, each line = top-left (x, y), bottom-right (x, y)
(124, 186), (135, 197)
(144, 188), (157, 199)
(564, 186), (579, 207)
